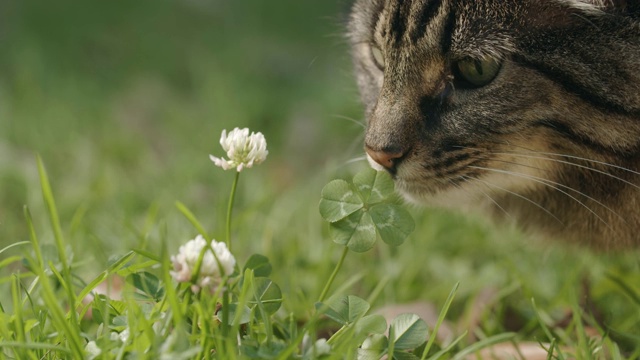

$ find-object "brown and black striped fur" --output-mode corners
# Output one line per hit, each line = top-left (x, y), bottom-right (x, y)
(348, 0), (640, 248)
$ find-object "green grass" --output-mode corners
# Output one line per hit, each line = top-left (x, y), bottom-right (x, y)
(1, 0), (640, 358)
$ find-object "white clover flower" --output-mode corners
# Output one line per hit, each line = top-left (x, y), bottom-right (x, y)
(119, 328), (130, 343)
(109, 328), (130, 343)
(209, 127), (268, 172)
(304, 339), (331, 359)
(85, 341), (102, 360)
(170, 235), (236, 292)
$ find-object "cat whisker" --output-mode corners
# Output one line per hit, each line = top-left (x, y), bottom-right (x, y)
(344, 156), (368, 165)
(446, 176), (495, 210)
(456, 143), (640, 189)
(462, 174), (565, 226)
(468, 165), (621, 230)
(490, 151), (640, 190)
(487, 140), (640, 177)
(458, 175), (513, 219)
(572, 13), (602, 31)
(529, 150), (640, 176)
(478, 155), (553, 174)
(331, 114), (367, 129)
(333, 156), (368, 171)
(344, 132), (366, 162)
(308, 56), (318, 68)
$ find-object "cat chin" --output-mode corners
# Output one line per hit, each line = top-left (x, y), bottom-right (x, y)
(395, 180), (490, 212)
(394, 169), (543, 214)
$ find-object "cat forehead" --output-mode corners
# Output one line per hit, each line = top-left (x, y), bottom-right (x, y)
(353, 0), (606, 15)
(368, 0), (521, 59)
(350, 0), (607, 60)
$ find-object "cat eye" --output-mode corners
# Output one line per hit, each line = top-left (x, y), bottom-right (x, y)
(454, 58), (502, 87)
(370, 45), (385, 70)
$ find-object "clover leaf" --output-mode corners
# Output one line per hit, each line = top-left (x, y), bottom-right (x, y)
(353, 167), (394, 204)
(317, 295), (371, 326)
(317, 295), (387, 349)
(319, 168), (415, 252)
(319, 180), (362, 223)
(369, 204), (415, 247)
(390, 313), (429, 350)
(247, 278), (282, 316)
(329, 210), (377, 253)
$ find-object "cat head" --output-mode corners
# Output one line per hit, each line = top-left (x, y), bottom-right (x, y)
(349, 0), (640, 245)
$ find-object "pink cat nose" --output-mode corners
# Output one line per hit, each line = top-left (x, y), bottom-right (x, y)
(365, 147), (405, 170)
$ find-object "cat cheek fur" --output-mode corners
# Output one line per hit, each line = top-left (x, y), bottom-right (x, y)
(348, 0), (640, 248)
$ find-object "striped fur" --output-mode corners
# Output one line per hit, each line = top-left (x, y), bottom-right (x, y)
(349, 0), (640, 248)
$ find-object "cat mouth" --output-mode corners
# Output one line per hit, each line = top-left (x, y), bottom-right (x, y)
(367, 146), (494, 204)
(392, 174), (476, 207)
(365, 146), (413, 176)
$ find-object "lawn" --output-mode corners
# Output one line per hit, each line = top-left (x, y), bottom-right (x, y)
(1, 0), (639, 358)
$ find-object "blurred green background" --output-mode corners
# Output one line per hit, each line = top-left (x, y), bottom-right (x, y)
(0, 0), (363, 252)
(1, 0), (639, 349)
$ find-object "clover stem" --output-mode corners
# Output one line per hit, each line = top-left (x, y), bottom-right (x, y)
(226, 171), (240, 251)
(318, 246), (349, 303)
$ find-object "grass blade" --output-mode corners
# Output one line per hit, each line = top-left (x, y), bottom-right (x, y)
(0, 342), (72, 354)
(0, 241), (30, 255)
(570, 292), (592, 360)
(175, 201), (210, 240)
(132, 248), (161, 262)
(0, 255), (24, 269)
(365, 275), (390, 305)
(161, 237), (185, 328)
(24, 206), (45, 269)
(547, 339), (557, 360)
(532, 298), (566, 360)
(36, 156), (72, 276)
(421, 282), (459, 360)
(606, 272), (640, 306)
(23, 204), (85, 358)
(75, 251), (135, 308)
(36, 156), (79, 324)
(452, 332), (517, 360)
(11, 275), (27, 359)
(426, 331), (468, 360)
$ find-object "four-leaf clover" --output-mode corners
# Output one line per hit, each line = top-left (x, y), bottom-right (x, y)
(319, 168), (415, 252)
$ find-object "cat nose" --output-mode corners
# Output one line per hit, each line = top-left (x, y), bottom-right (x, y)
(365, 146), (405, 170)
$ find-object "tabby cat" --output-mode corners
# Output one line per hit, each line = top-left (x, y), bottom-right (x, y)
(348, 0), (640, 248)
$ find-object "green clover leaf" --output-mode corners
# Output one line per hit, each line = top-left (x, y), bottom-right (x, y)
(329, 210), (377, 253)
(243, 254), (272, 278)
(369, 204), (415, 247)
(354, 314), (388, 337)
(319, 168), (415, 253)
(317, 295), (371, 326)
(247, 278), (282, 315)
(357, 334), (389, 360)
(317, 295), (387, 350)
(390, 313), (429, 350)
(319, 180), (363, 222)
(126, 272), (165, 301)
(353, 167), (394, 204)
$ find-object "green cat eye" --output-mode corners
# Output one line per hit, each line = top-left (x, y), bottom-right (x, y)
(455, 58), (502, 87)
(370, 45), (385, 70)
